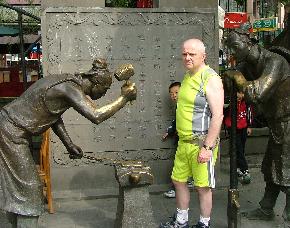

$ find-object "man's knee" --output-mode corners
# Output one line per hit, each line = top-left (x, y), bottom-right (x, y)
(172, 180), (187, 189)
(195, 186), (211, 194)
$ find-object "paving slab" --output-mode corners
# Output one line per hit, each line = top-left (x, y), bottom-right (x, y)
(153, 167), (286, 228)
(1, 167), (288, 227)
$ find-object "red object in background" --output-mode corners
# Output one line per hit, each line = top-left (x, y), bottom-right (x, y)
(0, 67), (34, 97)
(29, 52), (42, 59)
(224, 12), (248, 29)
(30, 52), (37, 59)
(137, 0), (153, 8)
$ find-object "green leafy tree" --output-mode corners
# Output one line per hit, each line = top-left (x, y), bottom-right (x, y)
(235, 0), (245, 6)
(280, 0), (290, 5)
(111, 0), (136, 7)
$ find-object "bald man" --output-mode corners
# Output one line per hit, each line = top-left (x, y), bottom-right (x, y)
(160, 39), (224, 228)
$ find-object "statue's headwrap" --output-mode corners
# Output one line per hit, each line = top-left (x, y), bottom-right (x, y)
(84, 58), (112, 88)
(226, 22), (258, 45)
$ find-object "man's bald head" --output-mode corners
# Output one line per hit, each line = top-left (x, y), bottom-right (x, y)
(182, 38), (206, 73)
(183, 39), (206, 54)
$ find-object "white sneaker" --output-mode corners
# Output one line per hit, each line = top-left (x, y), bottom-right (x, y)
(164, 190), (176, 198)
(237, 168), (243, 177)
(241, 170), (251, 184)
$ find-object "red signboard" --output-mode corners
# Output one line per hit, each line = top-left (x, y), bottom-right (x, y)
(224, 12), (248, 29)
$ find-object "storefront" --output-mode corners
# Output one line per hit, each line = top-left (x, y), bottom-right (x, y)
(0, 3), (41, 99)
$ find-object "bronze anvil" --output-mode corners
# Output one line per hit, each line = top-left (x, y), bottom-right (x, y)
(115, 160), (154, 187)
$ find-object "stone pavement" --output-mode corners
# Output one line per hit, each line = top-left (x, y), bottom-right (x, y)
(152, 166), (286, 228)
(0, 166), (288, 228)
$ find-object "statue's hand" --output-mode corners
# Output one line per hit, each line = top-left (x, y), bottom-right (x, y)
(224, 70), (248, 92)
(121, 81), (137, 102)
(68, 144), (83, 159)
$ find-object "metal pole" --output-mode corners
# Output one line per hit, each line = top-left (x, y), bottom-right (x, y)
(18, 12), (27, 91)
(230, 83), (238, 189)
(37, 42), (42, 79)
(227, 81), (241, 228)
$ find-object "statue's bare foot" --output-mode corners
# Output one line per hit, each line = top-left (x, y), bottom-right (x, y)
(242, 207), (275, 221)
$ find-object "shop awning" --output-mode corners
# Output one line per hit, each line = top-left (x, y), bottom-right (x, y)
(0, 34), (40, 44)
(0, 26), (19, 37)
(0, 34), (41, 53)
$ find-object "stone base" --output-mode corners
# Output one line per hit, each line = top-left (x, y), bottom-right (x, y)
(115, 186), (158, 228)
(0, 210), (15, 228)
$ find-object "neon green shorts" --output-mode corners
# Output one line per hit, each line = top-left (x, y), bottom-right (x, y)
(171, 140), (219, 188)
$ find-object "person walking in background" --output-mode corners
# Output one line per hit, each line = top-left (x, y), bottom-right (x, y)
(162, 82), (194, 198)
(160, 38), (224, 228)
(224, 91), (253, 184)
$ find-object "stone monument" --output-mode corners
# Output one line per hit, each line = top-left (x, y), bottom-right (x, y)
(41, 4), (219, 198)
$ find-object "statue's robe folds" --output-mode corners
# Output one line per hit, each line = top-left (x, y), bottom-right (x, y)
(0, 74), (82, 216)
(238, 46), (290, 186)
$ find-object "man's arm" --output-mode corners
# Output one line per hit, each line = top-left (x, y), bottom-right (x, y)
(204, 75), (224, 147)
(198, 75), (224, 163)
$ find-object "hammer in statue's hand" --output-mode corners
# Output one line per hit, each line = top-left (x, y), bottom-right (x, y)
(114, 63), (135, 85)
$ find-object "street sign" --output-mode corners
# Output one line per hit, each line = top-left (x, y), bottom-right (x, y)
(224, 12), (248, 29)
(252, 17), (278, 32)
